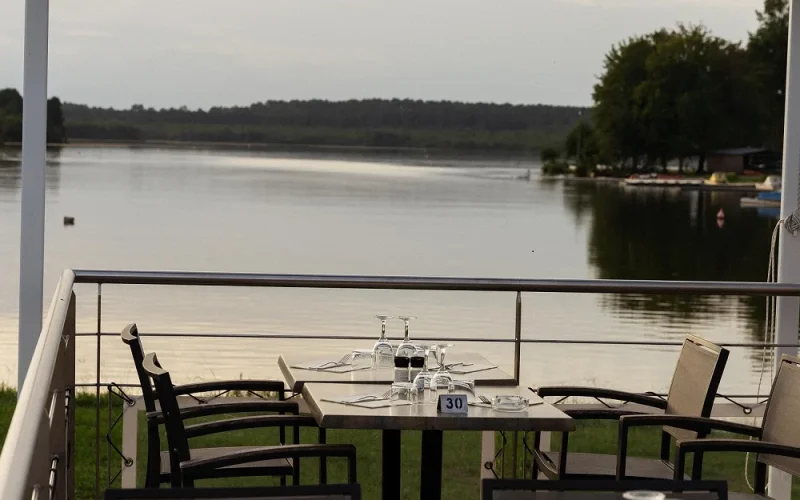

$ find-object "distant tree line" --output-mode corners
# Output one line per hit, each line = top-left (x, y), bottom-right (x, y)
(62, 99), (585, 152)
(543, 0), (789, 175)
(0, 88), (66, 145)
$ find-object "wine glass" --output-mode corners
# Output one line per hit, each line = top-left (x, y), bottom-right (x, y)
(395, 316), (418, 358)
(412, 344), (436, 402)
(430, 343), (454, 392)
(372, 315), (395, 369)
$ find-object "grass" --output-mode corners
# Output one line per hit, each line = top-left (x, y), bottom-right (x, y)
(1, 388), (798, 499)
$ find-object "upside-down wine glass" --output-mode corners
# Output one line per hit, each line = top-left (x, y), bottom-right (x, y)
(395, 316), (418, 358)
(430, 343), (454, 392)
(372, 315), (395, 369)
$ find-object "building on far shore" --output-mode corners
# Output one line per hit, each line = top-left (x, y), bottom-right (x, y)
(706, 147), (780, 174)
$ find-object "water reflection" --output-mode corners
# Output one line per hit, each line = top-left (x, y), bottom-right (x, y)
(559, 180), (782, 355)
(0, 147), (64, 193)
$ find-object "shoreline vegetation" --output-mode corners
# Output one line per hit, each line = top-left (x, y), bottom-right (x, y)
(1, 0), (789, 177)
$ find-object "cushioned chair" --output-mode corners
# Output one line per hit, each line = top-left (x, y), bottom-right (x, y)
(143, 351), (357, 488)
(122, 323), (327, 487)
(617, 354), (800, 500)
(531, 335), (728, 480)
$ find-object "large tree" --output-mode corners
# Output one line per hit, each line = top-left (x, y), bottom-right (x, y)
(748, 0), (789, 149)
(593, 26), (760, 172)
(593, 34), (661, 170)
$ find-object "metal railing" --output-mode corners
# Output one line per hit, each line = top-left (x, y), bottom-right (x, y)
(3, 269), (800, 500)
(0, 270), (76, 500)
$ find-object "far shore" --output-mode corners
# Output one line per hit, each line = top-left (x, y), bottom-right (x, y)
(0, 138), (542, 162)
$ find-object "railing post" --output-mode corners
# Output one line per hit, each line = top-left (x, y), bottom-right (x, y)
(513, 292), (521, 385)
(64, 293), (75, 500)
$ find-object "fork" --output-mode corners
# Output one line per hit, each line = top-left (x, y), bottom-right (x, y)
(479, 395), (492, 405)
(311, 353), (353, 370)
(350, 389), (393, 402)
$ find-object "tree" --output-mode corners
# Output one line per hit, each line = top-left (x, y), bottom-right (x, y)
(748, 0), (789, 149)
(593, 34), (662, 170)
(593, 26), (761, 172)
(539, 146), (560, 163)
(565, 120), (598, 166)
(47, 97), (66, 143)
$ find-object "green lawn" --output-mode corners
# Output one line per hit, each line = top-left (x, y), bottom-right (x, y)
(0, 389), (797, 499)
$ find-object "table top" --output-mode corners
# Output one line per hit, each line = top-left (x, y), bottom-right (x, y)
(301, 383), (575, 432)
(279, 353), (516, 393)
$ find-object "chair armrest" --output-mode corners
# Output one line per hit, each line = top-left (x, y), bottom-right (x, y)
(564, 408), (649, 420)
(619, 414), (762, 437)
(616, 414), (762, 479)
(184, 414), (319, 439)
(674, 439), (800, 481)
(146, 401), (300, 424)
(533, 386), (668, 410)
(180, 443), (357, 482)
(172, 380), (287, 398)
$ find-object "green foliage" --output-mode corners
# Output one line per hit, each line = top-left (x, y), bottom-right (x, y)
(539, 146), (561, 163)
(62, 99), (586, 152)
(0, 88), (66, 144)
(541, 161), (570, 175)
(748, 0), (789, 149)
(593, 24), (765, 171)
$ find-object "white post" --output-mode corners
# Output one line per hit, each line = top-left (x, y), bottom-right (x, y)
(768, 1), (800, 497)
(17, 0), (49, 392)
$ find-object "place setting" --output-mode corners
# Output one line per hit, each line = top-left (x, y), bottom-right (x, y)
(289, 314), (500, 376)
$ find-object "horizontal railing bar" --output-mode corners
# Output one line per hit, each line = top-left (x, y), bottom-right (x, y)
(72, 270), (800, 296)
(74, 331), (799, 349)
(70, 382), (770, 400)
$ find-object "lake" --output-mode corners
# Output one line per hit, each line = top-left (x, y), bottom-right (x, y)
(0, 146), (780, 396)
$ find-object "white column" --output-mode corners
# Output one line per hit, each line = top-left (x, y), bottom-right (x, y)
(768, 1), (800, 497)
(17, 0), (49, 392)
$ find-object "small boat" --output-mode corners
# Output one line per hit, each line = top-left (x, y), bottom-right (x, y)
(741, 191), (781, 208)
(757, 175), (782, 191)
(705, 172), (729, 185)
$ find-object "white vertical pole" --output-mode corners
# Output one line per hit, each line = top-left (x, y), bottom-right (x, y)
(768, 1), (800, 497)
(17, 0), (49, 392)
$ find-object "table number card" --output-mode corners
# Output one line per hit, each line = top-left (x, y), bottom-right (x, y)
(437, 394), (468, 414)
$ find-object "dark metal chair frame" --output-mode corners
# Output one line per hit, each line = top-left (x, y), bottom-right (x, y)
(481, 479), (728, 500)
(122, 324), (329, 487)
(531, 335), (729, 481)
(617, 354), (800, 498)
(143, 351), (357, 488)
(104, 483), (361, 499)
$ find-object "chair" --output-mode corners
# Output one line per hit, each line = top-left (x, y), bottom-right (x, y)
(104, 484), (361, 499)
(531, 335), (729, 480)
(143, 351), (357, 488)
(122, 324), (321, 487)
(481, 478), (727, 500)
(617, 354), (800, 499)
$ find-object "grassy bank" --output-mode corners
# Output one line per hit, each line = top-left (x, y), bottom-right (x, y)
(0, 389), (797, 499)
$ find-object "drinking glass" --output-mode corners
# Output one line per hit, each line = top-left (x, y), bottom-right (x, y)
(390, 382), (416, 404)
(430, 343), (454, 392)
(372, 315), (395, 369)
(351, 348), (373, 367)
(412, 344), (436, 403)
(395, 316), (418, 358)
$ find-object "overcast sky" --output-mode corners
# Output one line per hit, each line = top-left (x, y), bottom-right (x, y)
(0, 0), (763, 109)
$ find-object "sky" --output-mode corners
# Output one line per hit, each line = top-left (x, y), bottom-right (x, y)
(0, 0), (764, 109)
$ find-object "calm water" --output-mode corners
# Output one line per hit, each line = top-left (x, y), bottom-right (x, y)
(0, 147), (780, 394)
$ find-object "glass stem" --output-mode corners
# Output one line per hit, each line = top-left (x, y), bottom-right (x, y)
(381, 321), (386, 341)
(404, 323), (410, 342)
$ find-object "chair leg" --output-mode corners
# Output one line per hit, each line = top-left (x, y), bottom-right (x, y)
(531, 432), (541, 479)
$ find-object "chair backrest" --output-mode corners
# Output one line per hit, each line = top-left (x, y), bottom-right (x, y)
(758, 354), (800, 476)
(121, 323), (158, 412)
(481, 479), (727, 500)
(663, 335), (729, 441)
(142, 352), (192, 476)
(104, 484), (361, 500)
